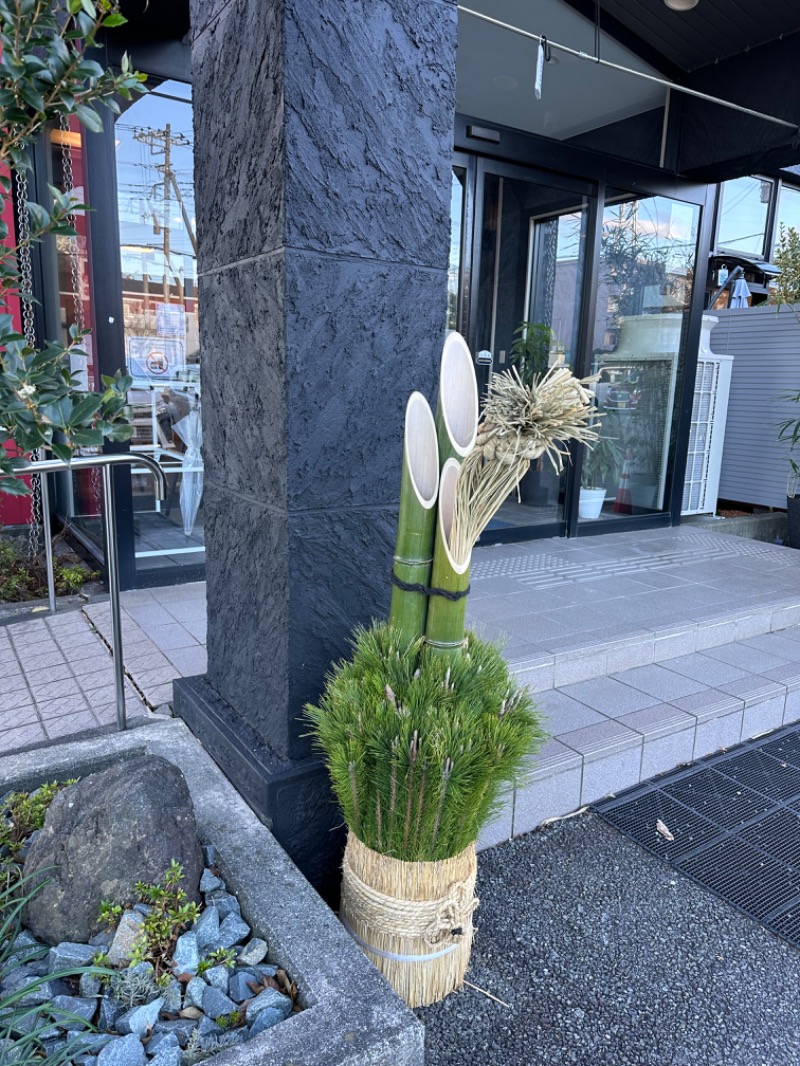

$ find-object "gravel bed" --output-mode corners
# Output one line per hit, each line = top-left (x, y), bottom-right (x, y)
(417, 813), (800, 1065)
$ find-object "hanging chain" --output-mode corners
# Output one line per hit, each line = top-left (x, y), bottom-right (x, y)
(59, 116), (102, 519)
(13, 154), (43, 560)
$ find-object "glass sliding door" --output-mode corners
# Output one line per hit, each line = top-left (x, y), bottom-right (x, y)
(472, 160), (592, 539)
(577, 192), (700, 526)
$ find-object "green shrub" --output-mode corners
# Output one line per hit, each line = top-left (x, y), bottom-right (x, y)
(305, 624), (546, 862)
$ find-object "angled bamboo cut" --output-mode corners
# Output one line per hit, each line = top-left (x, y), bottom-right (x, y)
(389, 393), (440, 645)
(424, 460), (471, 660)
(435, 331), (479, 467)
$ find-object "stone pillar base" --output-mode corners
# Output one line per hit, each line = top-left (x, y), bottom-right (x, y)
(173, 676), (344, 903)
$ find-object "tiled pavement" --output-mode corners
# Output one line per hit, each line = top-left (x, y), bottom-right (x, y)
(2, 527), (800, 851)
(0, 582), (206, 753)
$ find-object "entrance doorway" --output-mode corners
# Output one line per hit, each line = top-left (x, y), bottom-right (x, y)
(451, 149), (706, 543)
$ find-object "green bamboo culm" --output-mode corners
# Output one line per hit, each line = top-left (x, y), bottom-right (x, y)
(435, 331), (478, 467)
(425, 459), (470, 661)
(388, 393), (439, 645)
(304, 622), (546, 863)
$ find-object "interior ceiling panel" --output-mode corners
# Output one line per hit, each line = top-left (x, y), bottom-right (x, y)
(584, 0), (800, 73)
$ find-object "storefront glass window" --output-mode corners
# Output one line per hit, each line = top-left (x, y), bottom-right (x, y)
(115, 81), (203, 576)
(775, 183), (800, 251)
(580, 193), (700, 523)
(717, 176), (773, 256)
(448, 169), (465, 331)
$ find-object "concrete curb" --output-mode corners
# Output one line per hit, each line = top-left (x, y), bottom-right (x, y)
(0, 718), (424, 1066)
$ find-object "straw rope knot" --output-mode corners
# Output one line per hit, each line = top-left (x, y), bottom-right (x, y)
(342, 849), (479, 948)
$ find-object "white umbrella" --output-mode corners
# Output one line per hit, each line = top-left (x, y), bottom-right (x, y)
(730, 276), (751, 308)
(172, 408), (203, 536)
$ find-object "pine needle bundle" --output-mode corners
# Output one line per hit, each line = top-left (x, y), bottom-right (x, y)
(449, 364), (599, 566)
(305, 622), (546, 862)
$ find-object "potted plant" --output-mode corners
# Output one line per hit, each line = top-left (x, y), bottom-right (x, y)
(307, 335), (598, 1009)
(579, 431), (623, 519)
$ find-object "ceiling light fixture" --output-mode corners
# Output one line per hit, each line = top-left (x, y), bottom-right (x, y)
(664, 0), (699, 10)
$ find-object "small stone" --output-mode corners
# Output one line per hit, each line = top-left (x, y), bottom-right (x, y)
(160, 978), (182, 1015)
(184, 976), (206, 1010)
(228, 971), (258, 1004)
(98, 1034), (146, 1066)
(133, 904), (153, 917)
(89, 931), (114, 949)
(17, 828), (40, 859)
(145, 1031), (179, 1057)
(115, 996), (163, 1038)
(80, 971), (102, 998)
(107, 913), (146, 967)
(201, 845), (216, 867)
(199, 868), (224, 894)
(98, 996), (124, 1031)
(205, 891), (240, 920)
(149, 1047), (180, 1066)
(202, 986), (237, 1020)
(237, 964), (277, 981)
(48, 942), (96, 974)
(72, 1033), (113, 1055)
(152, 703), (174, 718)
(249, 1006), (286, 1037)
(50, 994), (97, 1029)
(192, 908), (219, 953)
(203, 965), (230, 992)
(197, 1014), (222, 1038)
(217, 914), (250, 950)
(245, 987), (293, 1025)
(151, 1019), (198, 1048)
(236, 938), (267, 967)
(171, 932), (199, 975)
(75, 1056), (98, 1066)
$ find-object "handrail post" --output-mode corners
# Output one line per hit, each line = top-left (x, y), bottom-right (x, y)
(38, 467), (57, 615)
(101, 463), (127, 731)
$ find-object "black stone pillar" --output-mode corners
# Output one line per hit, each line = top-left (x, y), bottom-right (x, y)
(175, 0), (458, 895)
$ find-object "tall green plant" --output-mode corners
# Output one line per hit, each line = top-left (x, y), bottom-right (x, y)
(305, 623), (546, 862)
(0, 0), (146, 494)
(509, 321), (554, 386)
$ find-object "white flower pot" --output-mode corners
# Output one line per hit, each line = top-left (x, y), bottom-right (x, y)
(579, 487), (606, 520)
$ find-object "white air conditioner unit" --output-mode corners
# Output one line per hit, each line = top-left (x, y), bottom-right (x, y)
(681, 316), (733, 516)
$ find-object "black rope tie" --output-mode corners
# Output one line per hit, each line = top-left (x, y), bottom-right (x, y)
(391, 571), (471, 601)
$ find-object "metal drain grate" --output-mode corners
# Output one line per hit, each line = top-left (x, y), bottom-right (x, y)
(595, 722), (800, 950)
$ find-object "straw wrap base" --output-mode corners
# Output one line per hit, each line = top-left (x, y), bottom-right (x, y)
(341, 832), (478, 1008)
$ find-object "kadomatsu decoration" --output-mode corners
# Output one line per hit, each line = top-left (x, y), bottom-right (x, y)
(307, 332), (598, 1008)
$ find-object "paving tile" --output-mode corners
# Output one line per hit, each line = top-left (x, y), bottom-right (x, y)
(123, 604), (177, 628)
(525, 739), (583, 780)
(30, 677), (82, 703)
(772, 605), (800, 631)
(612, 664), (706, 702)
(43, 710), (101, 740)
(784, 688), (800, 725)
(161, 646), (207, 676)
(560, 676), (659, 716)
(144, 622), (200, 651)
(669, 688), (744, 722)
(739, 633), (800, 660)
(0, 689), (34, 713)
(742, 696), (785, 740)
(0, 721), (47, 752)
(514, 660), (555, 694)
(640, 728), (696, 780)
(0, 704), (40, 730)
(580, 747), (643, 805)
(617, 703), (696, 739)
(694, 619), (741, 651)
(693, 709), (744, 759)
(559, 718), (642, 759)
(605, 636), (655, 674)
(552, 650), (607, 688)
(535, 690), (608, 735)
(0, 671), (31, 695)
(661, 652), (750, 687)
(716, 676), (787, 708)
(513, 764), (582, 836)
(35, 693), (90, 720)
(651, 627), (699, 661)
(477, 797), (514, 851)
(703, 642), (792, 674)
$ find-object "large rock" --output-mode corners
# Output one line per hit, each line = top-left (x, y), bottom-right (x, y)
(24, 756), (203, 945)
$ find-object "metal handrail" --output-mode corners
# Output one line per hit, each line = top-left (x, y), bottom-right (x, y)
(8, 453), (167, 731)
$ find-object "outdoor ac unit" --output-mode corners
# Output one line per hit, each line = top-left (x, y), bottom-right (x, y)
(681, 315), (733, 516)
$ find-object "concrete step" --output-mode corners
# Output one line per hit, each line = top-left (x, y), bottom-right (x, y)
(481, 624), (800, 850)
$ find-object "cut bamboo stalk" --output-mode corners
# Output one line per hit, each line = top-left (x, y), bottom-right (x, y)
(389, 392), (440, 645)
(436, 332), (479, 468)
(425, 459), (470, 660)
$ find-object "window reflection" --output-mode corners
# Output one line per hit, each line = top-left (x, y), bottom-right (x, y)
(717, 176), (773, 257)
(115, 81), (204, 573)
